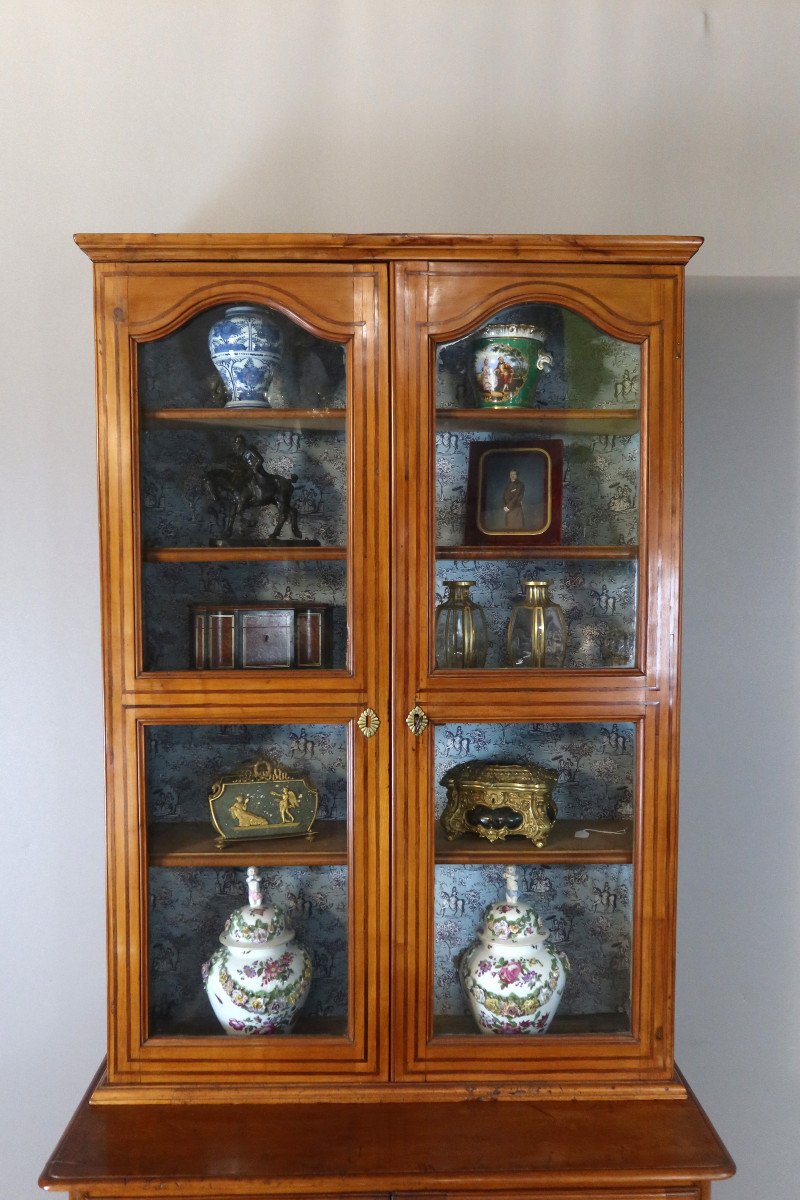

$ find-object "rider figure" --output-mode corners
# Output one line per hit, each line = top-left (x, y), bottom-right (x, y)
(230, 435), (271, 496)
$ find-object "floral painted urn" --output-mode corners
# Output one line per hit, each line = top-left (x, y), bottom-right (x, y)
(471, 322), (553, 408)
(459, 864), (568, 1034)
(202, 867), (311, 1035)
(208, 304), (283, 408)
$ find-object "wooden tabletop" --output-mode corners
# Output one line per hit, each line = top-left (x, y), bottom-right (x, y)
(41, 1064), (734, 1196)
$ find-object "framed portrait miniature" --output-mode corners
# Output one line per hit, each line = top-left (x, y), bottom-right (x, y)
(464, 439), (563, 546)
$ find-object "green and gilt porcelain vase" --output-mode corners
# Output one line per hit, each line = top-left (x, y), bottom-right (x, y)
(459, 864), (568, 1034)
(202, 867), (311, 1035)
(471, 323), (554, 408)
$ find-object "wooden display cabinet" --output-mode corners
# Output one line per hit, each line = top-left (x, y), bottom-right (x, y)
(40, 234), (734, 1200)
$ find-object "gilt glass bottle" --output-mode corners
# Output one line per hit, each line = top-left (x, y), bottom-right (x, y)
(435, 580), (488, 668)
(506, 580), (567, 668)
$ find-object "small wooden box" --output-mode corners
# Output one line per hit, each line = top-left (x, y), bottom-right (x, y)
(191, 603), (332, 669)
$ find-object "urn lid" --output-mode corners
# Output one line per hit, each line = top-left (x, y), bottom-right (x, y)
(476, 866), (550, 948)
(219, 868), (295, 949)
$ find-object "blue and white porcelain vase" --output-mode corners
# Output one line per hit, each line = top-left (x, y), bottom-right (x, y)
(202, 867), (311, 1035)
(208, 305), (283, 408)
(459, 865), (568, 1034)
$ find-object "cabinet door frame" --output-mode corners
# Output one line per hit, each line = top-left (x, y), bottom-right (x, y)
(94, 262), (391, 1095)
(391, 261), (684, 1084)
(95, 261), (387, 700)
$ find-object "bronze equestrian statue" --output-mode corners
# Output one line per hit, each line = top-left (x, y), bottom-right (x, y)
(205, 435), (316, 545)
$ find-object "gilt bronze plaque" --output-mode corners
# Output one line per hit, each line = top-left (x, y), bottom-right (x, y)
(209, 758), (318, 843)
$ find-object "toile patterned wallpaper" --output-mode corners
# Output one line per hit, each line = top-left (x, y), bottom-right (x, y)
(149, 864), (349, 1035)
(146, 722), (350, 1034)
(140, 426), (348, 549)
(138, 304), (347, 412)
(144, 723), (635, 1032)
(434, 862), (631, 1022)
(435, 427), (640, 549)
(434, 722), (635, 823)
(432, 722), (634, 1021)
(140, 305), (640, 1036)
(435, 556), (636, 669)
(145, 723), (348, 824)
(143, 561), (347, 672)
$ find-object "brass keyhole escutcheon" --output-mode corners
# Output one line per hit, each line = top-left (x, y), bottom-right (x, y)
(357, 708), (380, 738)
(406, 705), (428, 736)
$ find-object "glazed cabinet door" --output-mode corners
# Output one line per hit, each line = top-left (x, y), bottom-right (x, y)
(391, 260), (683, 1084)
(95, 262), (390, 1095)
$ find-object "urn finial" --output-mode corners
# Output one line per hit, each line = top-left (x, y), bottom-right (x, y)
(504, 864), (519, 906)
(246, 866), (263, 908)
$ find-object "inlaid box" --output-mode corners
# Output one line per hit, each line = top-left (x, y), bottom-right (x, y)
(191, 602), (332, 669)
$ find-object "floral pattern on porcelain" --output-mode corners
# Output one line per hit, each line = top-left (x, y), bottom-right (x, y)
(223, 906), (288, 945)
(149, 862), (348, 1035)
(203, 944), (312, 1034)
(436, 860), (632, 1022)
(139, 303), (346, 412)
(463, 948), (569, 1034)
(203, 872), (313, 1036)
(459, 868), (569, 1035)
(483, 901), (545, 942)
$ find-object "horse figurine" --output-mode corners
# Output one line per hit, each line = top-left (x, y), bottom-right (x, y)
(204, 435), (316, 545)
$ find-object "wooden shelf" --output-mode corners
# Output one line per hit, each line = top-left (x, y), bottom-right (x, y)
(143, 545), (347, 563)
(435, 819), (632, 865)
(152, 1005), (348, 1039)
(437, 544), (638, 560)
(436, 407), (639, 436)
(148, 820), (348, 867)
(143, 407), (346, 432)
(433, 1011), (630, 1038)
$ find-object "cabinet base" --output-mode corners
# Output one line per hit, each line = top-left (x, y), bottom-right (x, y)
(40, 1062), (734, 1198)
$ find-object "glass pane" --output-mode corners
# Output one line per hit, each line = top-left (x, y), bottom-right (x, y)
(433, 303), (640, 670)
(145, 722), (349, 1037)
(436, 304), (640, 412)
(434, 863), (631, 1036)
(142, 561), (347, 672)
(433, 721), (634, 1037)
(434, 558), (636, 669)
(138, 304), (348, 673)
(139, 306), (346, 411)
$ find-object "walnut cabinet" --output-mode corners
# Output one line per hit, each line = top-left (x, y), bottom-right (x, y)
(40, 234), (734, 1200)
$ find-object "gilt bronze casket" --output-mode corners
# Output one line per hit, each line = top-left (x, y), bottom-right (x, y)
(440, 759), (558, 848)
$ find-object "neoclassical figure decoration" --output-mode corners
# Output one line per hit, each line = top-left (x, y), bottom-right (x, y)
(208, 757), (318, 843)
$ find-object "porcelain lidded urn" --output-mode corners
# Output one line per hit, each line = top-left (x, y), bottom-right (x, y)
(459, 865), (568, 1034)
(208, 304), (283, 408)
(202, 867), (311, 1035)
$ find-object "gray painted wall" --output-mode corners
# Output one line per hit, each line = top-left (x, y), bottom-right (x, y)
(2, 4), (797, 1197)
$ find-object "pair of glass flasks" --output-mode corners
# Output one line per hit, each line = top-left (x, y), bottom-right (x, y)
(434, 580), (566, 669)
